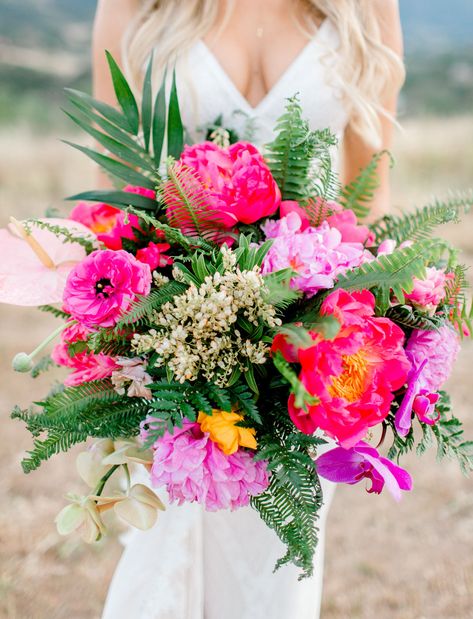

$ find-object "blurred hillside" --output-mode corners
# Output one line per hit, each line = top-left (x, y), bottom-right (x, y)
(1, 0), (473, 130)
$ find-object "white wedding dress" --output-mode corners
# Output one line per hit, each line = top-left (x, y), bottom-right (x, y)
(102, 19), (349, 619)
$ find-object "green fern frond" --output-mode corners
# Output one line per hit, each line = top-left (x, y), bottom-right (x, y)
(162, 163), (231, 242)
(340, 151), (388, 219)
(38, 305), (71, 320)
(115, 281), (188, 328)
(334, 240), (434, 312)
(30, 355), (57, 379)
(19, 431), (89, 474)
(265, 96), (337, 203)
(385, 305), (446, 331)
(24, 219), (96, 253)
(263, 268), (301, 310)
(370, 192), (472, 244)
(40, 380), (122, 417)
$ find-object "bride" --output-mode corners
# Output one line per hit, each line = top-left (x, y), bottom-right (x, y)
(93, 1), (404, 617)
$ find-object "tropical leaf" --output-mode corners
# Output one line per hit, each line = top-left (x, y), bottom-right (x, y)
(152, 69), (167, 165)
(167, 70), (184, 159)
(106, 50), (140, 134)
(141, 53), (154, 151)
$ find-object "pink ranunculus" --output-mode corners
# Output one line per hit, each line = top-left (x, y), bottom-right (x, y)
(280, 289), (411, 447)
(136, 242), (173, 271)
(63, 249), (152, 328)
(144, 420), (269, 511)
(51, 322), (118, 386)
(227, 141), (281, 224)
(326, 209), (374, 245)
(70, 185), (156, 251)
(404, 266), (448, 312)
(261, 212), (372, 297)
(316, 441), (413, 501)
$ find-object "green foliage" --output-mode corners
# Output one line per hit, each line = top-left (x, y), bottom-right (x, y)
(115, 280), (188, 328)
(265, 95), (337, 203)
(38, 305), (70, 319)
(251, 404), (326, 578)
(263, 269), (301, 310)
(370, 193), (472, 244)
(30, 355), (57, 378)
(67, 189), (160, 212)
(24, 219), (96, 253)
(443, 264), (473, 338)
(272, 352), (319, 411)
(63, 52), (185, 189)
(340, 151), (388, 219)
(141, 378), (260, 447)
(385, 304), (446, 331)
(334, 240), (435, 312)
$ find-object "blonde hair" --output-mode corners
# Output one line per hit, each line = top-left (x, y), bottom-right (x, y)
(123, 0), (405, 148)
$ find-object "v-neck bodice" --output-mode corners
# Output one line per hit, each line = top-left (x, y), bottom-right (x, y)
(174, 19), (349, 158)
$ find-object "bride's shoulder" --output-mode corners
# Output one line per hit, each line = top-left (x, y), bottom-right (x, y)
(93, 0), (142, 44)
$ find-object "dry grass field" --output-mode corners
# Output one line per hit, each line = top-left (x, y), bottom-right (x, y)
(0, 116), (472, 619)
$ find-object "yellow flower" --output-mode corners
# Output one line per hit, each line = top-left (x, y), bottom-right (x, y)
(198, 409), (257, 455)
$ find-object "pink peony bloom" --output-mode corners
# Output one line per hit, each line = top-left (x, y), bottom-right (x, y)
(70, 185), (156, 251)
(144, 420), (269, 511)
(404, 266), (447, 312)
(63, 249), (151, 328)
(275, 289), (411, 448)
(226, 141), (281, 224)
(51, 322), (118, 387)
(166, 141), (280, 238)
(316, 441), (412, 501)
(395, 325), (460, 436)
(326, 209), (374, 245)
(261, 212), (371, 297)
(136, 242), (173, 271)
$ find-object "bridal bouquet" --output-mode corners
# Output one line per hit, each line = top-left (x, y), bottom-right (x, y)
(4, 54), (473, 577)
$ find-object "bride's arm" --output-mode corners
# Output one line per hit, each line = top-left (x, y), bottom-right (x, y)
(341, 0), (404, 220)
(92, 0), (141, 187)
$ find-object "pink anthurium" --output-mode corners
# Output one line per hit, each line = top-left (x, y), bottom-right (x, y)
(0, 217), (95, 306)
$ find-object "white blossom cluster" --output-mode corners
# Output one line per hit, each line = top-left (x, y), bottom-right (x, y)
(133, 251), (281, 386)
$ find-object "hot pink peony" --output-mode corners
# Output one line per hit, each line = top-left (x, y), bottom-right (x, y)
(144, 420), (269, 511)
(262, 212), (371, 297)
(166, 141), (280, 237)
(404, 266), (447, 312)
(326, 209), (374, 245)
(63, 249), (151, 328)
(275, 289), (411, 448)
(51, 322), (118, 386)
(70, 185), (156, 251)
(136, 242), (173, 270)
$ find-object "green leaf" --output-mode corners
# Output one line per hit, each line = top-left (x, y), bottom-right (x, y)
(272, 352), (319, 410)
(67, 189), (158, 212)
(63, 140), (156, 189)
(152, 70), (167, 166)
(63, 109), (156, 173)
(106, 50), (140, 134)
(64, 88), (131, 132)
(167, 70), (184, 159)
(142, 53), (154, 151)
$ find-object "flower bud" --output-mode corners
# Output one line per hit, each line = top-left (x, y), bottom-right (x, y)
(12, 352), (33, 373)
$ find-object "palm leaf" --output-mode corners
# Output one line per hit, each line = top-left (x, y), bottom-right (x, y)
(67, 189), (159, 212)
(167, 70), (184, 159)
(106, 50), (140, 134)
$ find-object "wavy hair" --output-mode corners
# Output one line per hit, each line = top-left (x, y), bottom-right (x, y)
(123, 0), (405, 147)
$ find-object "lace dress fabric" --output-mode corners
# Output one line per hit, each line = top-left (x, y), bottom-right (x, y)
(102, 19), (349, 619)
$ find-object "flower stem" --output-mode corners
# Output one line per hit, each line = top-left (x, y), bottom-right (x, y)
(12, 320), (78, 372)
(94, 465), (120, 498)
(30, 320), (77, 359)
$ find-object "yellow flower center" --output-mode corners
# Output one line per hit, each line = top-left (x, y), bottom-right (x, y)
(329, 350), (368, 403)
(198, 409), (257, 455)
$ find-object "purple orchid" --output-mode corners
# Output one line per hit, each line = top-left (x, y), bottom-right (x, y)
(395, 356), (440, 437)
(315, 441), (413, 501)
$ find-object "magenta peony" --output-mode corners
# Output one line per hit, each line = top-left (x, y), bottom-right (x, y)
(166, 141), (280, 236)
(144, 420), (269, 511)
(63, 249), (151, 328)
(262, 212), (371, 297)
(316, 441), (412, 501)
(275, 289), (411, 448)
(51, 322), (118, 386)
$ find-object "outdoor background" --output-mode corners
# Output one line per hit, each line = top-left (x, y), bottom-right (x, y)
(0, 1), (472, 618)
